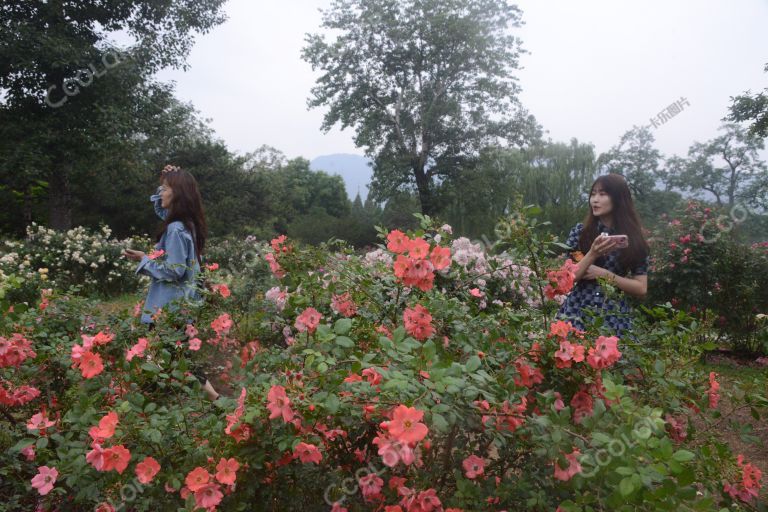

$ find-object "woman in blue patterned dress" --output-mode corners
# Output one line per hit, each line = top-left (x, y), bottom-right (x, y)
(557, 174), (650, 337)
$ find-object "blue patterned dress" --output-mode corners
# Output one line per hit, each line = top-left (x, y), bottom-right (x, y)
(556, 221), (649, 337)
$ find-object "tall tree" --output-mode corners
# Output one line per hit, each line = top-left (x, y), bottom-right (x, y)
(0, 0), (227, 229)
(665, 124), (767, 210)
(727, 62), (768, 139)
(596, 126), (662, 197)
(302, 0), (540, 215)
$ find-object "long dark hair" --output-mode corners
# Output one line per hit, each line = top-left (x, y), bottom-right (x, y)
(156, 167), (207, 264)
(577, 174), (649, 272)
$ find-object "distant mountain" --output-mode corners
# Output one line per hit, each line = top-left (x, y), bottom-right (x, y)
(310, 154), (373, 201)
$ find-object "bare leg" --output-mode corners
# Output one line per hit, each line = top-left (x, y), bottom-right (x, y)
(203, 380), (220, 401)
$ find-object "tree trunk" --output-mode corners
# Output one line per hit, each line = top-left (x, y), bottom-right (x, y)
(22, 186), (32, 227)
(49, 167), (72, 230)
(413, 162), (436, 216)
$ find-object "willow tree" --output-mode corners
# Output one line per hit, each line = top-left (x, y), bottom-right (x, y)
(302, 0), (539, 215)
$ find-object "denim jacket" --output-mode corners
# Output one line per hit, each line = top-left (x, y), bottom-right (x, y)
(135, 187), (201, 324)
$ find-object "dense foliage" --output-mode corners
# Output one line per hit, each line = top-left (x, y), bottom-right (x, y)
(1, 214), (765, 511)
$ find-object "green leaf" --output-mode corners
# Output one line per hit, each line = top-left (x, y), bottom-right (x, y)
(378, 336), (394, 350)
(672, 450), (695, 462)
(392, 326), (407, 344)
(333, 318), (353, 336)
(325, 394), (341, 414)
(315, 324), (334, 341)
(36, 437), (49, 449)
(9, 438), (35, 454)
(465, 355), (481, 372)
(422, 339), (436, 361)
(431, 413), (449, 432)
(619, 476), (635, 496)
(335, 336), (354, 348)
(140, 362), (161, 374)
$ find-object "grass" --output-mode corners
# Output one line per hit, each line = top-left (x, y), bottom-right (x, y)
(93, 292), (141, 316)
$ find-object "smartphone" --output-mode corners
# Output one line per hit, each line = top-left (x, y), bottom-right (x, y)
(601, 234), (629, 249)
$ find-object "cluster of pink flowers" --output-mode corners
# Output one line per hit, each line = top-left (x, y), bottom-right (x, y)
(724, 454), (763, 503)
(490, 257), (540, 307)
(513, 358), (544, 388)
(450, 237), (487, 273)
(86, 412), (133, 475)
(0, 381), (40, 406)
(344, 367), (383, 387)
(182, 458), (240, 511)
(544, 259), (578, 300)
(71, 331), (114, 379)
(211, 313), (233, 337)
(27, 409), (57, 434)
(586, 336), (622, 369)
(265, 235), (291, 278)
(135, 456), (161, 484)
(570, 390), (594, 424)
(265, 286), (288, 311)
(294, 307), (322, 333)
(553, 448), (583, 481)
(373, 405), (429, 468)
(293, 442), (322, 464)
(125, 337), (149, 362)
(549, 321), (622, 372)
(331, 292), (357, 317)
(403, 304), (435, 341)
(0, 333), (36, 368)
(475, 396), (527, 433)
(225, 388), (251, 442)
(210, 283), (231, 298)
(388, 230), (451, 291)
(665, 413), (688, 443)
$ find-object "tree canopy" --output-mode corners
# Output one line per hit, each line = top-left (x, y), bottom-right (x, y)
(302, 0), (541, 215)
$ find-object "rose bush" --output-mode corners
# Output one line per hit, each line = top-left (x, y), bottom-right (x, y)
(648, 200), (768, 355)
(1, 213), (765, 511)
(0, 224), (151, 304)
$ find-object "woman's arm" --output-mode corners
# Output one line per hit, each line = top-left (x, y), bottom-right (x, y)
(583, 264), (647, 298)
(605, 272), (647, 298)
(573, 235), (618, 282)
(151, 186), (168, 220)
(136, 225), (191, 281)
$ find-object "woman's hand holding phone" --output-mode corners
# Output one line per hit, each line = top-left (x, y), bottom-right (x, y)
(588, 234), (618, 259)
(123, 249), (146, 261)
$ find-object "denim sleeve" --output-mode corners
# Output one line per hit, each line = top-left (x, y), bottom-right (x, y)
(151, 186), (167, 220)
(136, 224), (191, 281)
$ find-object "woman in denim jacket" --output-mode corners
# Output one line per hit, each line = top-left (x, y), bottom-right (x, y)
(124, 165), (219, 399)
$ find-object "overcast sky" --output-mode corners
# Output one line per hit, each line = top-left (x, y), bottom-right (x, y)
(156, 0), (768, 161)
